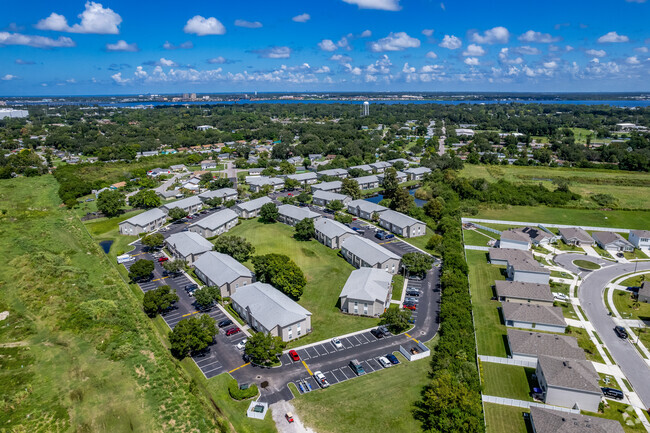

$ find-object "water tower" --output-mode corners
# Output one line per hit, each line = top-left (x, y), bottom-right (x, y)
(361, 101), (370, 116)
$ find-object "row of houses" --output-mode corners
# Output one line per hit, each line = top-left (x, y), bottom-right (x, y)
(347, 200), (427, 238)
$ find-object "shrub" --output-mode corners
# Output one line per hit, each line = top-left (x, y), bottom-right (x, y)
(228, 380), (258, 400)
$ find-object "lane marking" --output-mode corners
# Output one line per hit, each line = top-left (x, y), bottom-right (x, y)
(182, 311), (199, 317)
(405, 332), (420, 343)
(152, 276), (169, 282)
(302, 360), (313, 376)
(228, 362), (250, 373)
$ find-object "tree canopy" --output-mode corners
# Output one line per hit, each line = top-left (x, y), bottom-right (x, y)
(128, 259), (154, 281)
(251, 254), (306, 298)
(128, 189), (161, 209)
(294, 218), (315, 241)
(213, 235), (255, 262)
(97, 189), (125, 217)
(244, 332), (287, 366)
(168, 314), (217, 359)
(259, 202), (279, 223)
(168, 207), (189, 221)
(401, 252), (434, 276)
(143, 285), (179, 317)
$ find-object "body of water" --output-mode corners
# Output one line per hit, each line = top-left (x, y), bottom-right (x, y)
(99, 240), (113, 254)
(365, 188), (427, 207)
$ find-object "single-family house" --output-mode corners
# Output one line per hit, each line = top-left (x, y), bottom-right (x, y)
(489, 248), (533, 266)
(388, 158), (411, 167)
(193, 251), (254, 298)
(499, 229), (532, 250)
(201, 160), (217, 170)
(529, 406), (624, 433)
(247, 176), (284, 192)
(170, 164), (187, 172)
(507, 329), (585, 363)
(198, 188), (238, 203)
(312, 190), (352, 208)
(161, 196), (203, 215)
(592, 231), (634, 252)
(536, 355), (602, 412)
(165, 231), (213, 265)
(349, 164), (373, 174)
(233, 196), (273, 219)
(354, 175), (380, 190)
(287, 156), (303, 166)
(341, 236), (400, 274)
(501, 302), (566, 333)
(314, 218), (357, 249)
(317, 168), (348, 179)
(558, 227), (594, 246)
(248, 167), (264, 176)
(311, 181), (342, 193)
(230, 282), (312, 342)
(339, 267), (392, 317)
(347, 199), (388, 220)
(285, 172), (318, 185)
(404, 167), (431, 181)
(369, 161), (392, 173)
(494, 280), (554, 305)
(629, 230), (650, 249)
(188, 209), (238, 238)
(507, 256), (551, 284)
(377, 171), (407, 184)
(277, 204), (321, 227)
(308, 154), (322, 161)
(378, 209), (427, 238)
(638, 282), (650, 303)
(119, 208), (167, 235)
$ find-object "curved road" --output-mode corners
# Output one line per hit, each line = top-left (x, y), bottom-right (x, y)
(554, 253), (650, 409)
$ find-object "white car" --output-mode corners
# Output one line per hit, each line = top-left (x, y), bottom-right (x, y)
(331, 337), (343, 350)
(236, 339), (247, 351)
(553, 292), (569, 302)
(378, 356), (392, 368)
(313, 371), (330, 388)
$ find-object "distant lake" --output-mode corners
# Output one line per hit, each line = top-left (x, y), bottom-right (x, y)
(365, 188), (427, 207)
(99, 240), (113, 254)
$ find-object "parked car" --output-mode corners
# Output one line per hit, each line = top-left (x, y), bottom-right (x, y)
(349, 359), (365, 376)
(406, 290), (420, 297)
(157, 257), (169, 262)
(405, 297), (419, 303)
(375, 231), (387, 240)
(331, 337), (343, 349)
(407, 274), (424, 281)
(386, 353), (400, 365)
(553, 292), (569, 302)
(601, 387), (624, 400)
(378, 356), (392, 368)
(616, 252), (624, 258)
(614, 326), (628, 339)
(313, 371), (330, 388)
(385, 234), (395, 239)
(378, 325), (391, 337)
(225, 327), (241, 336)
(351, 226), (361, 231)
(184, 284), (198, 292)
(218, 319), (233, 328)
(288, 350), (300, 361)
(370, 328), (384, 339)
(403, 304), (417, 311)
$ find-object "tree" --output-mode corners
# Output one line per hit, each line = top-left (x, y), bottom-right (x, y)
(426, 234), (443, 253)
(296, 192), (311, 204)
(200, 172), (214, 185)
(128, 259), (154, 281)
(162, 259), (186, 274)
(244, 332), (287, 366)
(379, 308), (412, 334)
(382, 168), (399, 200)
(294, 218), (315, 241)
(194, 286), (221, 310)
(129, 189), (161, 209)
(97, 189), (125, 217)
(224, 199), (236, 208)
(142, 285), (179, 317)
(341, 177), (361, 199)
(141, 233), (164, 250)
(213, 235), (256, 262)
(284, 178), (300, 190)
(251, 254), (306, 298)
(401, 252), (434, 276)
(302, 158), (311, 168)
(168, 314), (217, 359)
(390, 187), (414, 213)
(203, 196), (223, 208)
(259, 202), (279, 223)
(424, 197), (445, 220)
(335, 212), (353, 224)
(168, 207), (189, 221)
(371, 211), (380, 223)
(208, 178), (234, 189)
(326, 200), (344, 212)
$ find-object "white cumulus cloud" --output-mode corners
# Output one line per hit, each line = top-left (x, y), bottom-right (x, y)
(597, 31), (629, 43)
(463, 44), (485, 56)
(514, 45), (541, 55)
(518, 30), (560, 43)
(439, 34), (461, 49)
(207, 56), (227, 64)
(369, 32), (420, 52)
(470, 26), (509, 44)
(634, 46), (649, 53)
(163, 41), (193, 50)
(235, 19), (262, 29)
(1, 74), (18, 81)
(318, 39), (338, 51)
(464, 57), (479, 66)
(360, 30), (372, 38)
(0, 32), (75, 48)
(252, 46), (291, 58)
(425, 51), (437, 59)
(626, 56), (640, 65)
(342, 0), (401, 11)
(184, 16), (226, 36)
(586, 49), (606, 57)
(36, 2), (122, 34)
(292, 13), (310, 23)
(106, 40), (138, 52)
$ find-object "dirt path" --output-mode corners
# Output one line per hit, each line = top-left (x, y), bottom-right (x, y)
(270, 400), (316, 433)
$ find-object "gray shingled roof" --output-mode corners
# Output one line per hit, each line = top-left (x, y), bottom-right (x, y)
(286, 172), (318, 181)
(315, 218), (356, 239)
(340, 267), (392, 303)
(354, 174), (380, 184)
(501, 229), (531, 244)
(380, 209), (424, 229)
(317, 168), (348, 177)
(342, 236), (399, 266)
(190, 208), (238, 231)
(230, 282), (311, 329)
(558, 227), (594, 244)
(509, 256), (551, 274)
(312, 180), (342, 191)
(165, 231), (213, 257)
(530, 406), (624, 433)
(247, 176), (284, 187)
(537, 355), (601, 393)
(349, 164), (373, 172)
(198, 188), (237, 200)
(501, 302), (566, 327)
(593, 231), (632, 247)
(278, 204), (320, 221)
(348, 199), (388, 214)
(514, 226), (554, 243)
(236, 196), (272, 212)
(313, 190), (350, 202)
(370, 161), (392, 169)
(404, 167), (431, 175)
(489, 248), (534, 262)
(162, 195), (203, 211)
(507, 329), (585, 360)
(120, 208), (166, 227)
(495, 280), (554, 302)
(631, 229), (650, 238)
(193, 251), (253, 287)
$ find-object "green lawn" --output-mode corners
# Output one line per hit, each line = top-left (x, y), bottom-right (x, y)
(463, 229), (494, 247)
(483, 403), (530, 433)
(557, 301), (580, 321)
(391, 274), (405, 301)
(620, 273), (650, 287)
(480, 362), (536, 401)
(573, 260), (601, 270)
(591, 244), (614, 259)
(227, 219), (378, 346)
(551, 270), (572, 279)
(582, 400), (645, 433)
(550, 282), (571, 296)
(625, 249), (650, 260)
(555, 240), (584, 252)
(399, 226), (437, 253)
(466, 250), (508, 357)
(612, 290), (650, 321)
(568, 327), (605, 364)
(293, 338), (437, 433)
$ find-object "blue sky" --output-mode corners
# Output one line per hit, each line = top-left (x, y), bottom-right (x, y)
(1, 0), (649, 95)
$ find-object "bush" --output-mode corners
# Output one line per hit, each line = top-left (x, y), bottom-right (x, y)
(228, 380), (258, 400)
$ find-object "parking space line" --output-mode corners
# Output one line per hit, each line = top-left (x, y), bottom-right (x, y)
(301, 360), (313, 376)
(228, 362), (250, 373)
(358, 333), (370, 343)
(182, 311), (199, 317)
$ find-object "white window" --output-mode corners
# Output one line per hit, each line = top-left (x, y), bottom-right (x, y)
(363, 303), (368, 315)
(353, 301), (358, 314)
(288, 327), (293, 339)
(297, 323), (301, 336)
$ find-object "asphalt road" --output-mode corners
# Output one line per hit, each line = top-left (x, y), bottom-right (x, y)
(554, 253), (650, 409)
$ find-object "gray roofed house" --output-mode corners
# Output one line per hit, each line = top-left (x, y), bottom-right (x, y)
(347, 199), (388, 220)
(233, 196), (273, 218)
(230, 282), (312, 342)
(628, 230), (650, 249)
(170, 164), (187, 172)
(536, 355), (602, 412)
(501, 302), (566, 332)
(317, 168), (348, 179)
(638, 281), (650, 303)
(165, 231), (214, 264)
(247, 176), (284, 192)
(369, 161), (392, 173)
(119, 208), (167, 235)
(188, 208), (238, 238)
(529, 406), (624, 433)
(488, 248), (550, 284)
(198, 188), (237, 202)
(495, 280), (554, 305)
(404, 166), (432, 180)
(558, 227), (594, 246)
(161, 196), (203, 215)
(388, 158), (411, 166)
(285, 172), (318, 185)
(592, 231), (634, 252)
(488, 248), (534, 266)
(507, 329), (585, 363)
(349, 164), (373, 173)
(193, 251), (254, 298)
(311, 180), (342, 193)
(516, 226), (557, 245)
(312, 190), (352, 207)
(339, 268), (392, 317)
(201, 160), (217, 170)
(379, 209), (427, 238)
(354, 175), (380, 190)
(341, 236), (400, 274)
(314, 218), (357, 249)
(277, 204), (321, 226)
(500, 229), (532, 250)
(377, 170), (407, 184)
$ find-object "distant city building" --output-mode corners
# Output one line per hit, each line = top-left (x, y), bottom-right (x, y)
(0, 108), (28, 119)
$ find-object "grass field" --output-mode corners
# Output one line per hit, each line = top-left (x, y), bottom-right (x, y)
(583, 400), (646, 433)
(227, 219), (378, 346)
(574, 260), (601, 270)
(399, 226), (437, 253)
(612, 290), (650, 321)
(293, 338), (437, 433)
(463, 228), (494, 247)
(483, 403), (530, 433)
(480, 362), (536, 401)
(0, 175), (227, 432)
(466, 250), (508, 357)
(620, 273), (650, 287)
(391, 274), (405, 301)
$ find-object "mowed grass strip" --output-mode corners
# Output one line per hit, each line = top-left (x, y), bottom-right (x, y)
(463, 229), (494, 247)
(480, 362), (535, 401)
(483, 403), (530, 433)
(466, 250), (508, 357)
(227, 219), (378, 345)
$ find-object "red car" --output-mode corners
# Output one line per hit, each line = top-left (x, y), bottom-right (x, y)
(158, 257), (169, 262)
(225, 327), (240, 336)
(403, 304), (416, 311)
(288, 350), (300, 361)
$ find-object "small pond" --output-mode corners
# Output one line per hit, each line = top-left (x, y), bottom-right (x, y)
(99, 240), (113, 254)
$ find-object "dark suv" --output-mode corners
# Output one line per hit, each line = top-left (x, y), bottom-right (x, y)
(614, 326), (628, 339)
(601, 387), (624, 400)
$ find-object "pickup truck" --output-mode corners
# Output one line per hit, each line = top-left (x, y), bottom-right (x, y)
(313, 371), (330, 388)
